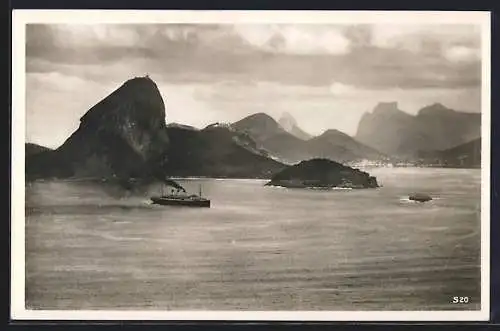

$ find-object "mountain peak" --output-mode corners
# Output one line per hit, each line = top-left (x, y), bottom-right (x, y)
(372, 101), (400, 114)
(80, 75), (165, 126)
(277, 112), (313, 140)
(32, 75), (171, 180)
(124, 75), (156, 85)
(278, 112), (298, 129)
(320, 129), (350, 138)
(247, 112), (276, 122)
(418, 103), (454, 116)
(233, 113), (280, 129)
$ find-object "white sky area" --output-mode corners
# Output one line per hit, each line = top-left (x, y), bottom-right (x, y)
(25, 23), (482, 148)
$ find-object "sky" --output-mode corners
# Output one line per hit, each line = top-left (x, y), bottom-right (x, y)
(25, 23), (482, 148)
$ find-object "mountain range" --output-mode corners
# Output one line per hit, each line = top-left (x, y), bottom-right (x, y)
(26, 77), (286, 182)
(355, 102), (480, 159)
(25, 76), (482, 182)
(232, 113), (389, 164)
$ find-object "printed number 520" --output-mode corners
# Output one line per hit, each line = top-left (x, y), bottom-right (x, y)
(452, 296), (469, 304)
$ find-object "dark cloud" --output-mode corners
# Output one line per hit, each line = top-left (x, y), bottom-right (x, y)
(25, 24), (481, 90)
(342, 25), (373, 48)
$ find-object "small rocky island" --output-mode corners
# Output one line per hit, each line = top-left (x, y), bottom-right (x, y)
(265, 158), (379, 189)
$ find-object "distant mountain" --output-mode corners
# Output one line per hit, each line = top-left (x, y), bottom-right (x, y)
(232, 113), (307, 163)
(355, 102), (481, 158)
(417, 138), (481, 168)
(164, 125), (286, 178)
(25, 143), (52, 157)
(278, 112), (313, 140)
(307, 129), (389, 164)
(232, 113), (290, 142)
(232, 113), (388, 164)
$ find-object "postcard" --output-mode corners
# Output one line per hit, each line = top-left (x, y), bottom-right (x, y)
(11, 9), (491, 321)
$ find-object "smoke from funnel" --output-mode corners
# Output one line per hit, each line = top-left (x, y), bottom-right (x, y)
(162, 178), (186, 192)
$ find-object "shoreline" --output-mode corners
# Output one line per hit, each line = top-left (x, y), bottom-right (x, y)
(24, 166), (482, 184)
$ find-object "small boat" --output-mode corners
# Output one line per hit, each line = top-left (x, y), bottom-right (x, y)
(409, 193), (433, 202)
(151, 184), (211, 208)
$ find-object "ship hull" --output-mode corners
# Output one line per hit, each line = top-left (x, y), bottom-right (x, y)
(151, 197), (211, 207)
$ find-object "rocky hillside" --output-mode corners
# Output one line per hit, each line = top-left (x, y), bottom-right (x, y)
(232, 113), (307, 163)
(164, 125), (286, 178)
(266, 158), (379, 189)
(26, 76), (170, 180)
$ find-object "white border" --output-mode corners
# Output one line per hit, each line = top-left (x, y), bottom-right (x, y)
(11, 9), (491, 321)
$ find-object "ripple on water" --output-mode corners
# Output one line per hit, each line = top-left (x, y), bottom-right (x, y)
(25, 169), (482, 311)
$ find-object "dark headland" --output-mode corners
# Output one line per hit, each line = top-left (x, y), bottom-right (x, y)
(266, 158), (379, 189)
(26, 76), (171, 182)
(25, 76), (287, 186)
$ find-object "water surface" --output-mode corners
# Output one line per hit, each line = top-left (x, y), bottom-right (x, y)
(25, 167), (481, 310)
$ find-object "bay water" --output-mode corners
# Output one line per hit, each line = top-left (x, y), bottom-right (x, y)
(25, 167), (481, 310)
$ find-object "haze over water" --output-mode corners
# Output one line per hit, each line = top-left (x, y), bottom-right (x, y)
(25, 167), (481, 310)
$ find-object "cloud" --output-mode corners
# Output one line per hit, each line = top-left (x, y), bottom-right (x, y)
(369, 24), (482, 67)
(264, 25), (350, 55)
(444, 45), (480, 63)
(24, 23), (483, 148)
(25, 23), (481, 91)
(329, 82), (357, 96)
(371, 24), (480, 49)
(342, 25), (373, 49)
